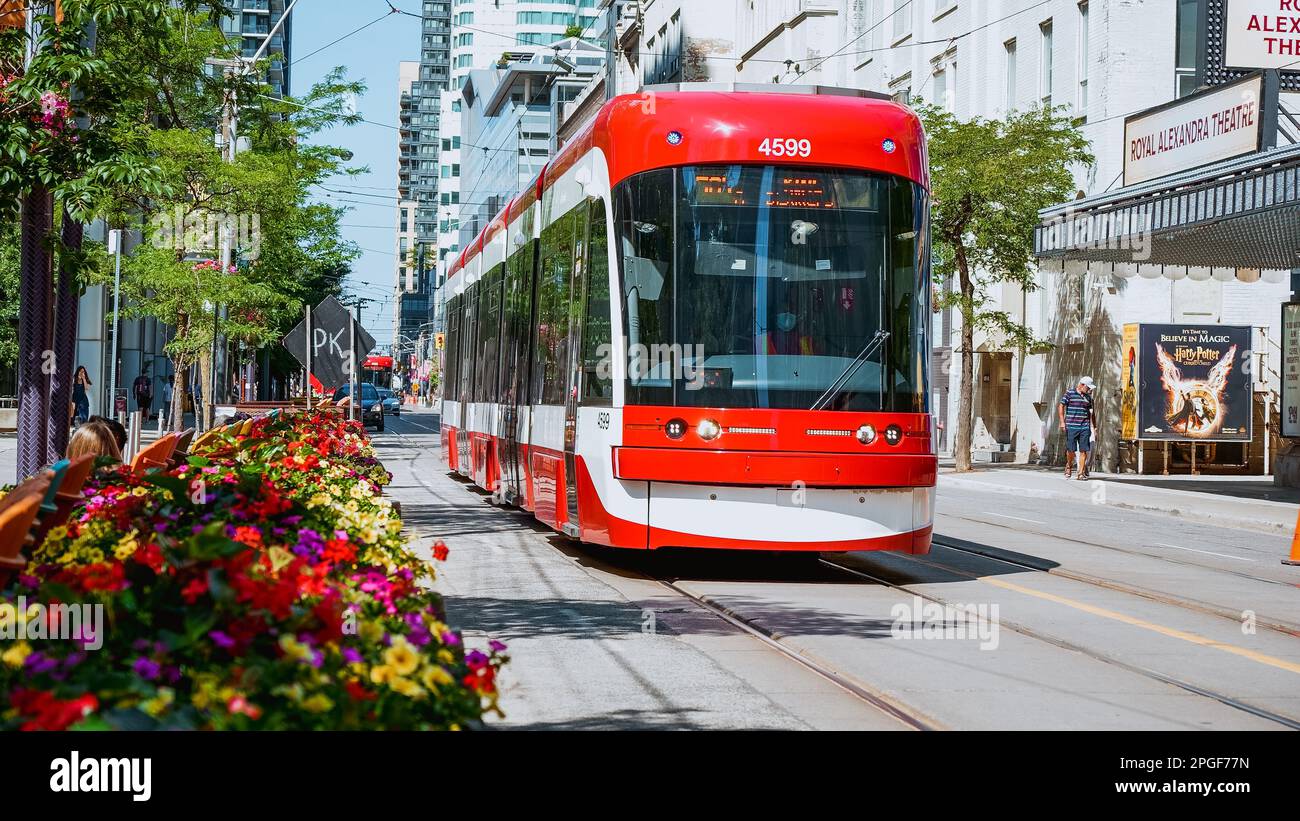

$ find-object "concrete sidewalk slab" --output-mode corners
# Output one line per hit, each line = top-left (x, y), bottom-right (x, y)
(940, 468), (1299, 536)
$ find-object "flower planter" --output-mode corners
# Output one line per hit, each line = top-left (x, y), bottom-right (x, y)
(1, 410), (505, 730)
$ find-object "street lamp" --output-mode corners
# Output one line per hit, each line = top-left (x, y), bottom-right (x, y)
(107, 229), (123, 421)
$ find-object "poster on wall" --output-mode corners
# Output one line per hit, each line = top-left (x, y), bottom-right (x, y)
(1120, 324), (1140, 440)
(1281, 304), (1300, 438)
(1137, 324), (1253, 442)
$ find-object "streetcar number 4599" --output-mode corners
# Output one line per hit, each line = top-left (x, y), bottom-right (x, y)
(757, 137), (811, 158)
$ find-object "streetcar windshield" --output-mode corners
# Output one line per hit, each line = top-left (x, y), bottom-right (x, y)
(614, 165), (929, 412)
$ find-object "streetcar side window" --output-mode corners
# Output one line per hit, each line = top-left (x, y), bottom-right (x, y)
(581, 197), (613, 405)
(888, 178), (929, 414)
(445, 293), (460, 403)
(460, 283), (478, 404)
(616, 167), (674, 406)
(536, 210), (576, 405)
(475, 263), (504, 403)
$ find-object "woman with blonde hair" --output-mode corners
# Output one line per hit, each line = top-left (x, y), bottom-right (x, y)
(66, 421), (122, 463)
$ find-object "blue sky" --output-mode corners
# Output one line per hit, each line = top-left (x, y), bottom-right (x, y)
(290, 5), (421, 347)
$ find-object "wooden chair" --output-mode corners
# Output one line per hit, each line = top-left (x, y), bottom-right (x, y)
(130, 433), (180, 474)
(29, 455), (95, 546)
(0, 484), (50, 588)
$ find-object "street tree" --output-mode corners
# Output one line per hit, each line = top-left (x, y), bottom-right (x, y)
(915, 102), (1093, 472)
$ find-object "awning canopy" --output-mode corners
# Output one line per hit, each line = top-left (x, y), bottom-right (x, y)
(1035, 142), (1300, 276)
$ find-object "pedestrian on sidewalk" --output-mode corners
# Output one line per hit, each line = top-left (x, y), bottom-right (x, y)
(132, 370), (153, 420)
(1059, 376), (1097, 480)
(71, 365), (92, 426)
(162, 376), (174, 429)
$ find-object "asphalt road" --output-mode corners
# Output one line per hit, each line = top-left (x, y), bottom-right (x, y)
(376, 411), (1300, 730)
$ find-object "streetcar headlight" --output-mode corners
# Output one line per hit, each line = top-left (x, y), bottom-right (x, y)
(856, 424), (876, 445)
(665, 418), (688, 440)
(697, 418), (721, 441)
(884, 424), (903, 446)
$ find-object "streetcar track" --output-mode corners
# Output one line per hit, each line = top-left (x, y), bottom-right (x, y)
(819, 557), (1300, 731)
(937, 508), (1294, 590)
(656, 577), (944, 731)
(928, 535), (1300, 638)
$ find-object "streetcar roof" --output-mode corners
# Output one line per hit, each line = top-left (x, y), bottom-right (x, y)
(444, 87), (927, 295)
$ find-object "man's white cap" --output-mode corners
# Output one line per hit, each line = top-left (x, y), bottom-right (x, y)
(1079, 376), (1096, 388)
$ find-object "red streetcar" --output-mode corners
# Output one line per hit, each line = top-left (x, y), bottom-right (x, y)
(440, 85), (936, 553)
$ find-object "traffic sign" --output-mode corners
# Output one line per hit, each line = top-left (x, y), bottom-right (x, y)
(282, 296), (376, 391)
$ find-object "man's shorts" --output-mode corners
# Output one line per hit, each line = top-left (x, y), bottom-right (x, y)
(1066, 426), (1092, 453)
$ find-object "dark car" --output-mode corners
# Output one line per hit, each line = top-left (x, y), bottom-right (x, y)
(377, 387), (401, 416)
(332, 382), (385, 432)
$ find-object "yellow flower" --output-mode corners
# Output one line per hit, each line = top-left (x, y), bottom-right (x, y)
(388, 676), (425, 699)
(383, 637), (419, 676)
(114, 529), (140, 560)
(142, 688), (175, 717)
(370, 664), (395, 685)
(437, 648), (454, 665)
(421, 665), (453, 690)
(302, 694), (334, 713)
(2, 641), (31, 668)
(132, 486), (148, 497)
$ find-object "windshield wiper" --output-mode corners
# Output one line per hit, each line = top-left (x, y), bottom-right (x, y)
(809, 330), (890, 411)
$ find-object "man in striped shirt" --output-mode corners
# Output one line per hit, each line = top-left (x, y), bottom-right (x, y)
(1058, 376), (1097, 480)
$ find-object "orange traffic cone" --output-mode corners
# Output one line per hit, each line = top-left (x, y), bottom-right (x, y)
(1286, 508), (1300, 566)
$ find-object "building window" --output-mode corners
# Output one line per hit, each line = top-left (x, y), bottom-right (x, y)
(1175, 0), (1203, 97)
(1004, 38), (1017, 110)
(1039, 19), (1053, 108)
(1077, 2), (1089, 116)
(934, 0), (956, 16)
(932, 66), (948, 111)
(892, 0), (911, 41)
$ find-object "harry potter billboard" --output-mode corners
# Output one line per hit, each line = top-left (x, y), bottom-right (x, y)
(1133, 324), (1253, 442)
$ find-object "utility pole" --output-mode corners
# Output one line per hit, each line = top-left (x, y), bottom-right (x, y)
(202, 0), (300, 424)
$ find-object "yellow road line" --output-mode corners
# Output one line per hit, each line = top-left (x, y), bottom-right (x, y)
(979, 575), (1300, 675)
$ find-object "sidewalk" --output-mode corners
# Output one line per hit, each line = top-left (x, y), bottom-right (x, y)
(939, 463), (1299, 535)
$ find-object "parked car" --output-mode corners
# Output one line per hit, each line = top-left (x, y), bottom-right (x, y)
(331, 382), (385, 432)
(377, 387), (402, 416)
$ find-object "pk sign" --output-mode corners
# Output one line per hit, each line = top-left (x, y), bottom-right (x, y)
(282, 296), (376, 391)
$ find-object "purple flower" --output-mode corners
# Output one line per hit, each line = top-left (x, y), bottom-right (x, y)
(465, 650), (489, 669)
(341, 647), (362, 664)
(25, 652), (58, 675)
(488, 640), (507, 654)
(441, 631), (460, 647)
(209, 630), (236, 650)
(132, 657), (161, 681)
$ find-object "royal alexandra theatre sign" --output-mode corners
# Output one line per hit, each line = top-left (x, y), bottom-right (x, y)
(1123, 72), (1277, 185)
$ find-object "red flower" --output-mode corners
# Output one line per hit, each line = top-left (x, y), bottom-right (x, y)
(432, 540), (449, 562)
(231, 526), (263, 548)
(344, 679), (376, 702)
(181, 575), (209, 604)
(12, 689), (99, 731)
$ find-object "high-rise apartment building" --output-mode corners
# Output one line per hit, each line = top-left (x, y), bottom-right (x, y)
(424, 0), (603, 331)
(214, 0), (294, 96)
(394, 61), (421, 349)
